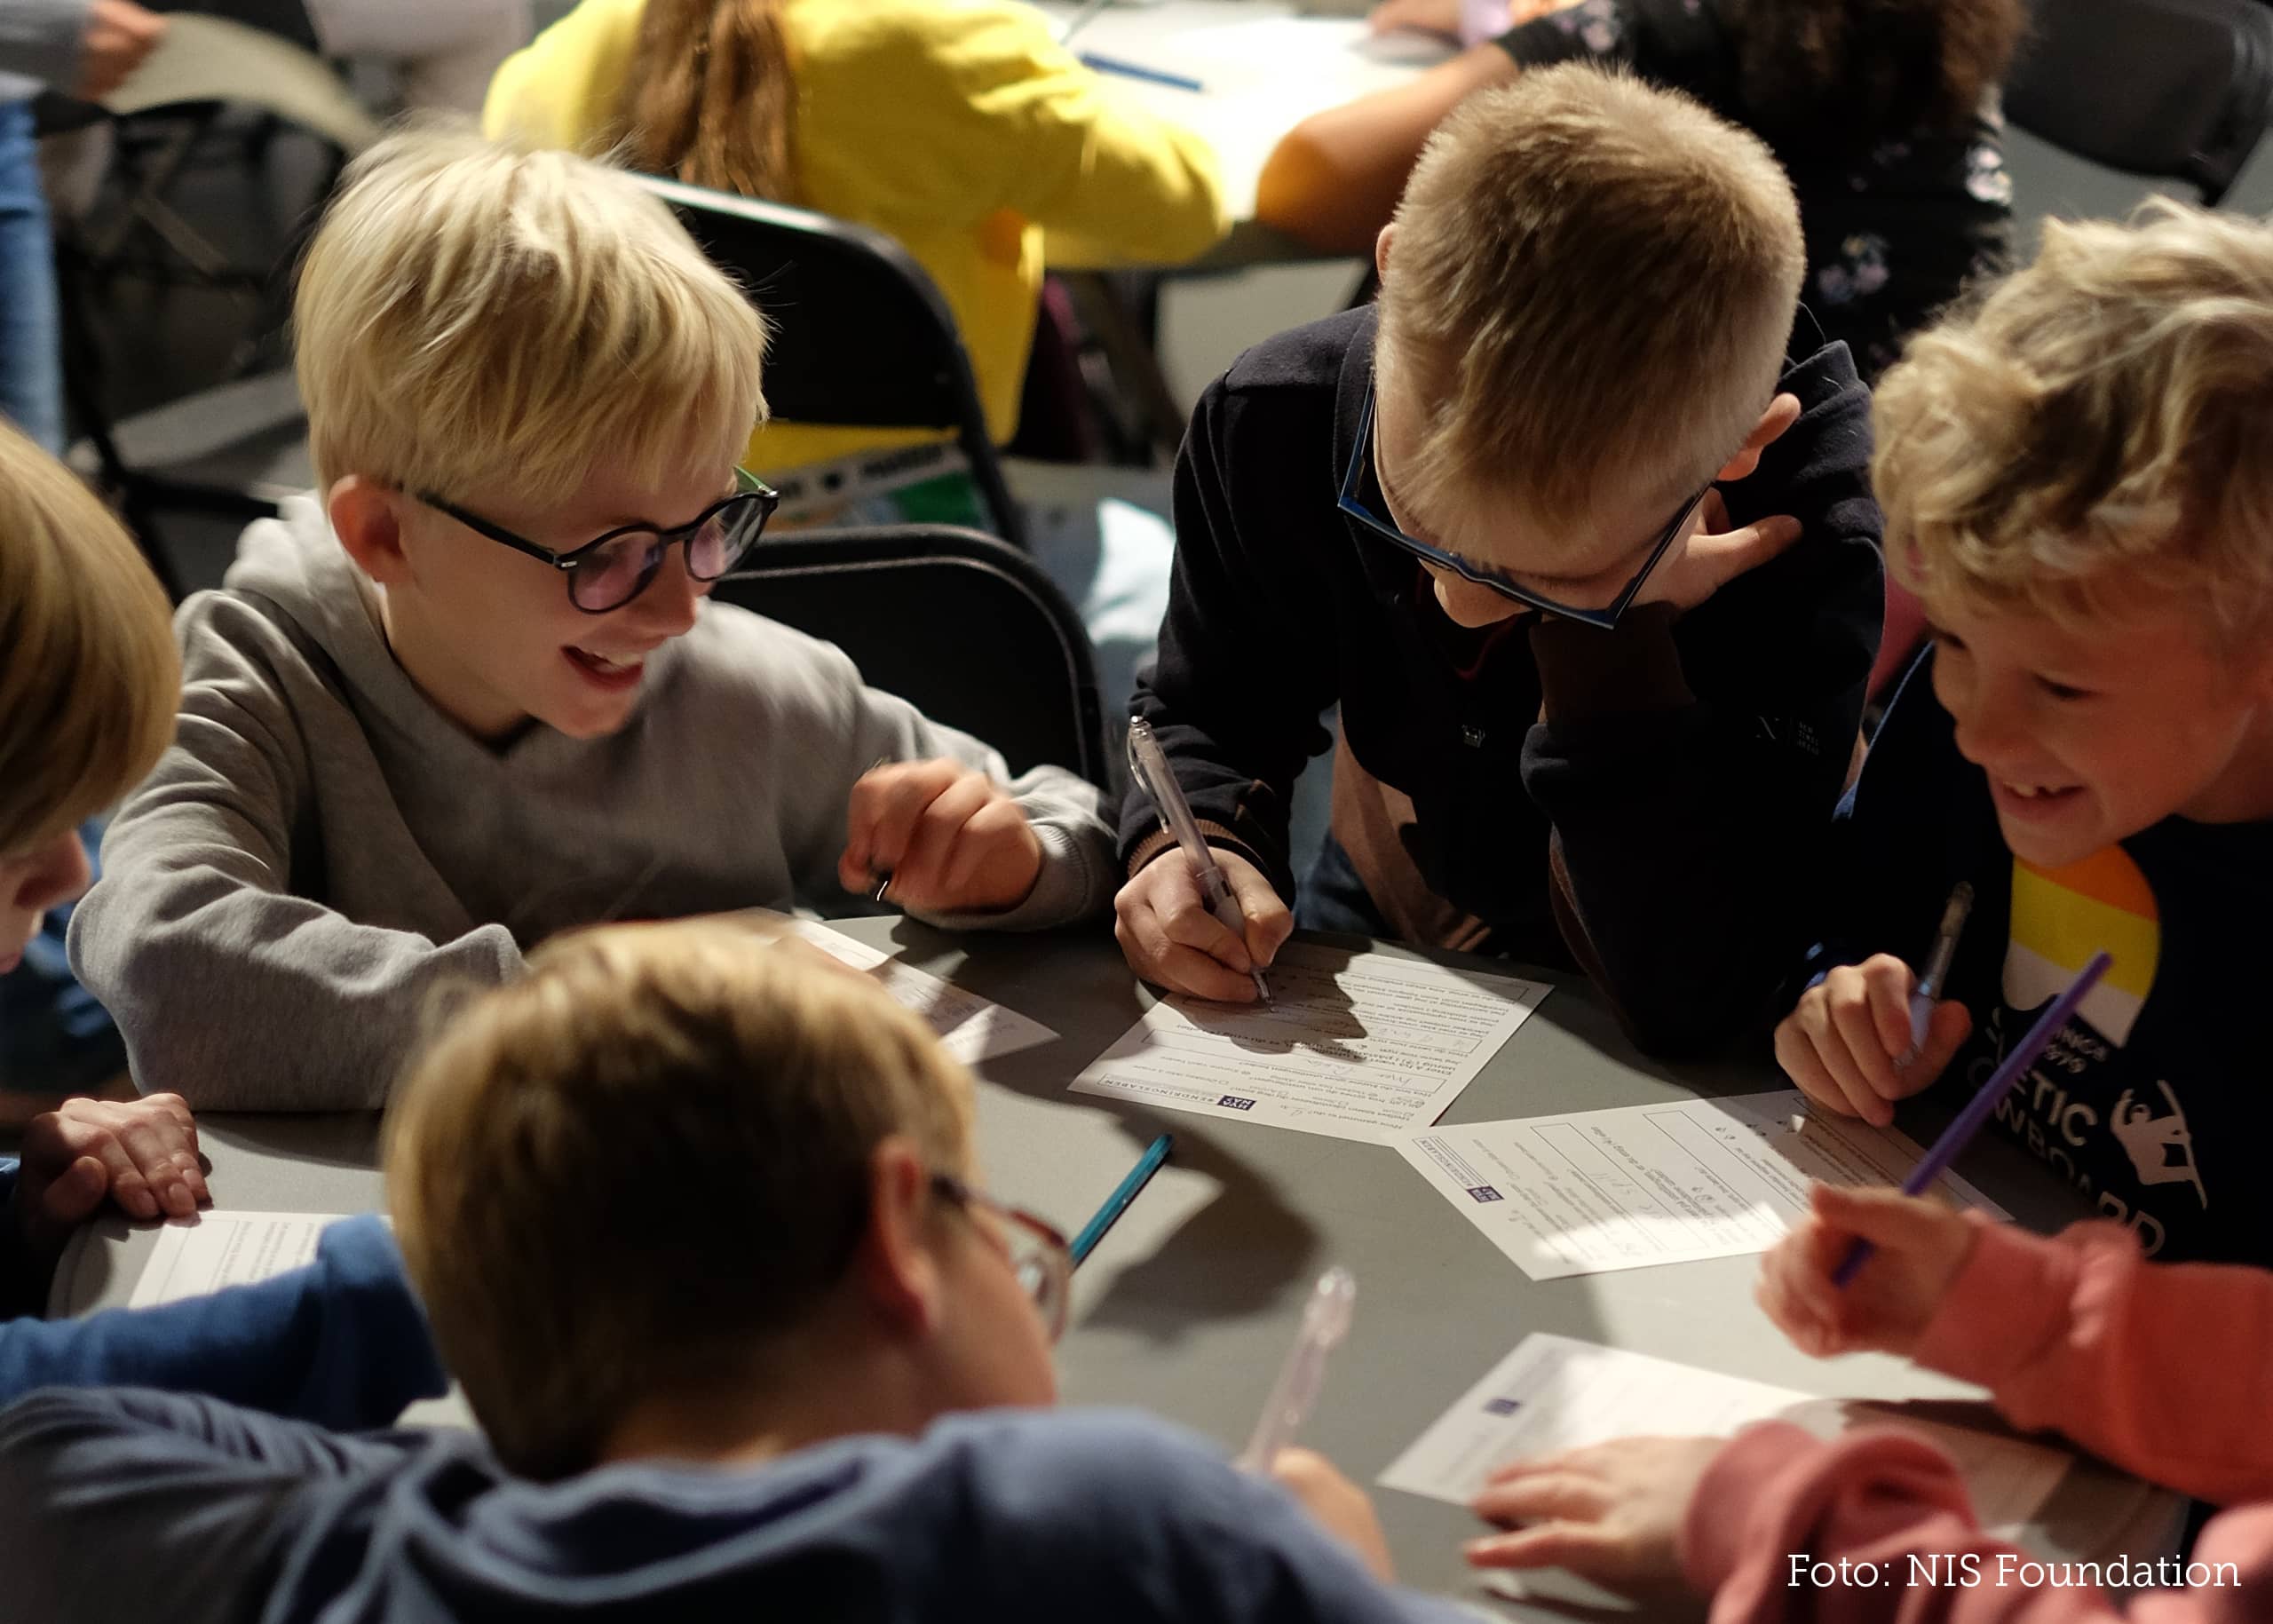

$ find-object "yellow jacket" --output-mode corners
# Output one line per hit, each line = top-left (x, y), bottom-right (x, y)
(485, 0), (1229, 475)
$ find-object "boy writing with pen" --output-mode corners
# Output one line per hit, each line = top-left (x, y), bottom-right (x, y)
(1116, 65), (1885, 1055)
(1388, 204), (2273, 1624)
(0, 920), (1474, 1624)
(1774, 202), (2273, 1268)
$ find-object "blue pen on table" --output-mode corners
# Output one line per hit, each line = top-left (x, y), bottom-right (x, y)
(1901, 881), (1974, 1062)
(1126, 718), (1271, 1002)
(1833, 949), (2111, 1289)
(1070, 1132), (1173, 1267)
(1078, 51), (1204, 91)
(1234, 1266), (1357, 1472)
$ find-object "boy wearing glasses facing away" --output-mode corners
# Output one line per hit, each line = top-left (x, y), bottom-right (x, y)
(1117, 65), (1884, 1054)
(0, 921), (1475, 1624)
(68, 129), (1116, 1112)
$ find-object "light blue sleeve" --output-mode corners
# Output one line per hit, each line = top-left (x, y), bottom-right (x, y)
(0, 1214), (446, 1428)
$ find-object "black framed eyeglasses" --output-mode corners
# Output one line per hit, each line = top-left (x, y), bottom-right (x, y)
(1336, 384), (1709, 630)
(418, 467), (780, 614)
(931, 1173), (1072, 1343)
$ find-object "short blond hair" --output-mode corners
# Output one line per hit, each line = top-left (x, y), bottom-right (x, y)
(385, 920), (976, 1480)
(1378, 65), (1803, 529)
(0, 422), (178, 854)
(1874, 201), (2273, 638)
(297, 125), (770, 506)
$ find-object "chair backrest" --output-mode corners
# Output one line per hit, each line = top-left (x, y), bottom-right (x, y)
(2004, 0), (2273, 206)
(710, 526), (1105, 786)
(631, 174), (1025, 549)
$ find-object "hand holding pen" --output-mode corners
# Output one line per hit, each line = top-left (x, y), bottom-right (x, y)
(1115, 719), (1292, 1003)
(840, 758), (1045, 916)
(1773, 880), (1978, 1128)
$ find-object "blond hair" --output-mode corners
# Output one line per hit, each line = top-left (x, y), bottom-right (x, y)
(1874, 201), (2273, 638)
(385, 920), (976, 1481)
(623, 0), (801, 203)
(296, 125), (770, 508)
(0, 422), (178, 854)
(1378, 65), (1803, 531)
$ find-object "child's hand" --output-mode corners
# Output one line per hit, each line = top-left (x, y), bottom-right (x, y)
(1113, 846), (1292, 1002)
(12, 1094), (207, 1257)
(1774, 954), (1972, 1128)
(1466, 1436), (1721, 1601)
(1271, 1447), (1395, 1580)
(840, 760), (1043, 915)
(1635, 487), (1802, 618)
(77, 0), (168, 99)
(1757, 1182), (1976, 1360)
(1368, 0), (1460, 36)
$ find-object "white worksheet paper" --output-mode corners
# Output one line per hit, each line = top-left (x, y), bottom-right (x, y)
(1382, 1335), (2068, 1538)
(128, 1212), (360, 1308)
(1067, 943), (1549, 1143)
(1397, 1089), (2009, 1279)
(788, 921), (1057, 1064)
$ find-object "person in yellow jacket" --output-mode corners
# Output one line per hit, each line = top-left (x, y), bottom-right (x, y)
(486, 0), (1229, 489)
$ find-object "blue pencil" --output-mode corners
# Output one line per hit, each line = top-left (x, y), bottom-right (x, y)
(1833, 950), (2111, 1287)
(1078, 52), (1205, 92)
(1071, 1132), (1174, 1267)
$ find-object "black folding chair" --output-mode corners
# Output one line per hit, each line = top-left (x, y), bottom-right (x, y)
(2005, 0), (2273, 205)
(709, 526), (1105, 785)
(634, 175), (1027, 551)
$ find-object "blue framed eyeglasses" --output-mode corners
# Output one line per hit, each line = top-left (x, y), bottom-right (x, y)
(1336, 384), (1710, 630)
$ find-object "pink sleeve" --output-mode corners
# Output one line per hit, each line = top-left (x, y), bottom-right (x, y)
(1683, 1422), (2273, 1624)
(1910, 1221), (2273, 1505)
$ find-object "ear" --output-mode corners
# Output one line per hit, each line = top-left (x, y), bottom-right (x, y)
(1374, 221), (1396, 287)
(328, 476), (416, 588)
(852, 1137), (947, 1342)
(1715, 392), (1803, 485)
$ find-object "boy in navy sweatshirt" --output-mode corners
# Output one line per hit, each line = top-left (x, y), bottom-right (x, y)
(0, 922), (1473, 1623)
(1115, 65), (1883, 1055)
(1776, 203), (2273, 1266)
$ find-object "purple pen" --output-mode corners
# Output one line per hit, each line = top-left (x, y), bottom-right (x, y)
(1832, 949), (2111, 1288)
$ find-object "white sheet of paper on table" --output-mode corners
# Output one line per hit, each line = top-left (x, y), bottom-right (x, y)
(1396, 1089), (2009, 1280)
(786, 920), (1057, 1065)
(127, 1211), (362, 1308)
(1381, 1334), (2069, 1539)
(1067, 942), (1549, 1144)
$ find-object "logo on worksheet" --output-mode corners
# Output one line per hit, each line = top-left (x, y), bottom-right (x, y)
(1217, 1096), (1257, 1111)
(1466, 1185), (1504, 1203)
(1983, 846), (2203, 1254)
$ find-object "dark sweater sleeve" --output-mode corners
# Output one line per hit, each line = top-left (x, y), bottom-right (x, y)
(0, 1215), (446, 1430)
(1787, 644), (1981, 1006)
(1121, 378), (1341, 897)
(1520, 374), (1885, 1055)
(0, 1385), (421, 1624)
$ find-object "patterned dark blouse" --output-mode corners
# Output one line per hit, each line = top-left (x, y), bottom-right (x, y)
(1496, 0), (2013, 379)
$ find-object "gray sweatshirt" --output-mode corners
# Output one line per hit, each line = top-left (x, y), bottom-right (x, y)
(69, 499), (1115, 1111)
(0, 0), (91, 99)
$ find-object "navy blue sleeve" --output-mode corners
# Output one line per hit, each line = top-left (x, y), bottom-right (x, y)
(1123, 377), (1342, 895)
(0, 1385), (421, 1624)
(1786, 645), (1992, 1006)
(1519, 368), (1886, 1056)
(0, 1215), (446, 1429)
(951, 1411), (1476, 1624)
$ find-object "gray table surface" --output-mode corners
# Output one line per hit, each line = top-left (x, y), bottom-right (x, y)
(59, 920), (2183, 1616)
